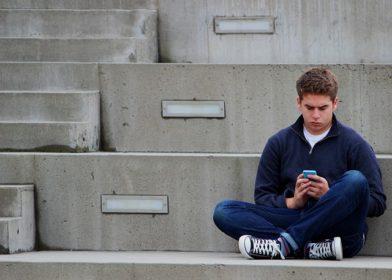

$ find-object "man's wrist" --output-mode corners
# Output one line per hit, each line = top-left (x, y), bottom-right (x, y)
(285, 197), (296, 209)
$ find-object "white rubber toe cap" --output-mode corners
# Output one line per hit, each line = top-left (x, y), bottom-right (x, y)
(239, 235), (253, 259)
(334, 237), (343, 260)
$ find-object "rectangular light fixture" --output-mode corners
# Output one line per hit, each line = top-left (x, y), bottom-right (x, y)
(162, 100), (225, 118)
(214, 16), (275, 34)
(101, 195), (168, 214)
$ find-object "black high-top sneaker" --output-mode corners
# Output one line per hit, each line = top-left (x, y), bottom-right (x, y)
(239, 235), (285, 259)
(304, 237), (343, 260)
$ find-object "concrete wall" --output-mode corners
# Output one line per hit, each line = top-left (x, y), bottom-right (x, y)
(100, 64), (392, 153)
(158, 0), (392, 63)
(0, 153), (390, 255)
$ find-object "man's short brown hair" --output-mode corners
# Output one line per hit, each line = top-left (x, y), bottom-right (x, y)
(296, 67), (338, 100)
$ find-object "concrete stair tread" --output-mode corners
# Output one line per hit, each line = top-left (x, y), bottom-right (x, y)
(0, 121), (90, 124)
(0, 1), (157, 10)
(0, 217), (21, 222)
(0, 184), (34, 190)
(0, 90), (99, 94)
(0, 251), (388, 268)
(0, 8), (155, 11)
(0, 36), (144, 40)
(0, 151), (389, 158)
(1, 253), (391, 279)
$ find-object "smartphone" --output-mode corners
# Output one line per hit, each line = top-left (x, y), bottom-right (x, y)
(303, 170), (317, 179)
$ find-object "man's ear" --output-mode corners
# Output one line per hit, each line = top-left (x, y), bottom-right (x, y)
(332, 97), (338, 111)
(296, 96), (301, 110)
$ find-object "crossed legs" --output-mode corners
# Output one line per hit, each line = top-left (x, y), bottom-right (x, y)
(213, 170), (369, 257)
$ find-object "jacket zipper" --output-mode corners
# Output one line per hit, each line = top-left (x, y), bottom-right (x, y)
(308, 134), (337, 154)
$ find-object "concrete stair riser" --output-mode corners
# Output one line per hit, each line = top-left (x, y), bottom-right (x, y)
(0, 63), (99, 91)
(0, 122), (99, 152)
(0, 153), (389, 255)
(0, 0), (157, 10)
(0, 154), (34, 183)
(0, 91), (99, 122)
(0, 218), (20, 253)
(0, 38), (150, 62)
(99, 64), (392, 154)
(0, 9), (157, 39)
(0, 187), (22, 217)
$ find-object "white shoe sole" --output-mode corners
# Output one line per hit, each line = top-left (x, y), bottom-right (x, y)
(238, 235), (253, 259)
(334, 237), (343, 260)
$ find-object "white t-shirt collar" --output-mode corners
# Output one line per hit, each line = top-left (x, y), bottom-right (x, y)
(303, 126), (331, 148)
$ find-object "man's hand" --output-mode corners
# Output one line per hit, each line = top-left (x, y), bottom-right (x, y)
(286, 174), (311, 209)
(306, 174), (329, 199)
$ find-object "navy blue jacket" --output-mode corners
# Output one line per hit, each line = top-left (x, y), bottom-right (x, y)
(254, 115), (386, 217)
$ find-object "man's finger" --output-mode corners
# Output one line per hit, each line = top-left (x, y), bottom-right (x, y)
(297, 178), (310, 186)
(307, 186), (323, 195)
(298, 181), (311, 190)
(299, 183), (310, 191)
(306, 188), (321, 198)
(309, 181), (322, 188)
(308, 174), (323, 182)
(307, 186), (319, 192)
(297, 187), (309, 198)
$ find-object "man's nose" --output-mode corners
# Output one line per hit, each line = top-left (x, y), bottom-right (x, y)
(312, 110), (320, 119)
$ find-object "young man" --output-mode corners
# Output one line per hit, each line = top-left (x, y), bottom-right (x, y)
(213, 68), (386, 260)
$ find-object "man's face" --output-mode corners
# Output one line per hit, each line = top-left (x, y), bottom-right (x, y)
(297, 93), (338, 135)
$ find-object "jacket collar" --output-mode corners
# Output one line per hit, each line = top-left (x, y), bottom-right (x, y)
(290, 114), (340, 139)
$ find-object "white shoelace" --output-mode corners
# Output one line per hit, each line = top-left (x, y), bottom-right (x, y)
(252, 238), (285, 259)
(309, 241), (333, 259)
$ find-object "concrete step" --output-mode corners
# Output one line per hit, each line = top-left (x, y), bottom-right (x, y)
(0, 9), (156, 39)
(0, 185), (35, 254)
(0, 37), (156, 62)
(99, 64), (392, 153)
(0, 90), (99, 151)
(0, 122), (99, 152)
(0, 0), (157, 10)
(0, 153), (389, 256)
(0, 252), (391, 279)
(0, 63), (98, 91)
(0, 90), (99, 122)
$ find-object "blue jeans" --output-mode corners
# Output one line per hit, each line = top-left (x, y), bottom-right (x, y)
(213, 170), (369, 258)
